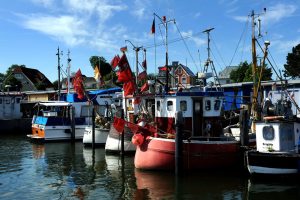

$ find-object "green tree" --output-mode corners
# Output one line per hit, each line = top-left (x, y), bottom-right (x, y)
(89, 56), (112, 77)
(230, 61), (250, 82)
(230, 61), (272, 83)
(284, 44), (300, 78)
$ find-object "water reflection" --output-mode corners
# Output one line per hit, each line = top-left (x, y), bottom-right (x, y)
(134, 170), (248, 199)
(1, 135), (300, 200)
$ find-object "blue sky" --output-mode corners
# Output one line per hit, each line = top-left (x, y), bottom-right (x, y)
(0, 0), (299, 82)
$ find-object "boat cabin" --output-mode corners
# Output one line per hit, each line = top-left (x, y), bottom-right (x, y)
(155, 90), (224, 138)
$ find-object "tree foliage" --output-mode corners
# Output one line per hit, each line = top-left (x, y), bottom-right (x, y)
(230, 61), (272, 83)
(89, 56), (112, 77)
(284, 44), (300, 78)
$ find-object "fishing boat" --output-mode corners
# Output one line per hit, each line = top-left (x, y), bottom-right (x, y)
(245, 90), (300, 175)
(130, 15), (245, 170)
(82, 88), (122, 147)
(134, 84), (241, 170)
(28, 100), (92, 142)
(243, 10), (300, 176)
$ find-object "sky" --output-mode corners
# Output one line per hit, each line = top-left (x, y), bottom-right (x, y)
(0, 0), (299, 82)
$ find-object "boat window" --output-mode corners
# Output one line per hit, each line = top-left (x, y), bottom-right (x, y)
(180, 100), (187, 111)
(156, 101), (160, 111)
(263, 126), (274, 140)
(81, 105), (93, 117)
(167, 101), (173, 111)
(214, 100), (221, 110)
(0, 98), (2, 104)
(11, 98), (15, 104)
(205, 100), (211, 111)
(5, 99), (10, 104)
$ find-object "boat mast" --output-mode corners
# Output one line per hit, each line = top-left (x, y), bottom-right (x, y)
(67, 49), (71, 94)
(56, 47), (62, 100)
(202, 28), (221, 89)
(125, 40), (142, 86)
(251, 10), (259, 121)
(154, 14), (175, 93)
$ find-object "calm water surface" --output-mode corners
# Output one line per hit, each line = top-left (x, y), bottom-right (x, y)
(0, 133), (300, 200)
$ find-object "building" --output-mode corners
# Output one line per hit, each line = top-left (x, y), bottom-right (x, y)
(218, 66), (238, 85)
(5, 66), (54, 91)
(157, 61), (196, 89)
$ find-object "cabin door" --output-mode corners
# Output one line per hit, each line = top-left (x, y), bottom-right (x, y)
(193, 99), (203, 136)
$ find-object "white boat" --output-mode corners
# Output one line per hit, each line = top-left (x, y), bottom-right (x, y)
(28, 100), (92, 142)
(83, 87), (122, 147)
(245, 91), (300, 175)
(83, 126), (109, 147)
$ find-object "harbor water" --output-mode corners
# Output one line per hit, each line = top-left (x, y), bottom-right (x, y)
(1, 133), (300, 200)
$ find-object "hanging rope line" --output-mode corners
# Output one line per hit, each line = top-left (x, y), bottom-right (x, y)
(174, 22), (199, 72)
(228, 16), (250, 67)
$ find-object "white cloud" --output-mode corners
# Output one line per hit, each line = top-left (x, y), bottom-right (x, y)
(272, 38), (300, 53)
(131, 0), (151, 20)
(181, 30), (206, 47)
(261, 4), (297, 24)
(22, 14), (89, 46)
(232, 3), (297, 24)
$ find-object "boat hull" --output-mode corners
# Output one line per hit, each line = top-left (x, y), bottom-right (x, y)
(135, 137), (240, 170)
(105, 126), (136, 154)
(83, 126), (109, 147)
(29, 125), (85, 142)
(246, 150), (300, 175)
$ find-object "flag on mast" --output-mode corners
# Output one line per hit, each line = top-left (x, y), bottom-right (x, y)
(151, 18), (155, 34)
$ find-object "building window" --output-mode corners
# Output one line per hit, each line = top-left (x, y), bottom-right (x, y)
(181, 75), (187, 84)
(180, 100), (187, 111)
(167, 101), (173, 111)
(177, 67), (182, 74)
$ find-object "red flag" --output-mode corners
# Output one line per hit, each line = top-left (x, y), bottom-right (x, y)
(120, 46), (127, 52)
(118, 53), (129, 70)
(134, 97), (141, 105)
(138, 71), (147, 81)
(110, 55), (120, 69)
(113, 117), (126, 133)
(160, 66), (168, 71)
(127, 122), (139, 134)
(142, 59), (147, 70)
(123, 81), (135, 96)
(151, 18), (155, 34)
(72, 69), (85, 99)
(117, 67), (133, 83)
(140, 82), (149, 92)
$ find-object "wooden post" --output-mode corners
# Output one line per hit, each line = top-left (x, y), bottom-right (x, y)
(92, 108), (95, 149)
(120, 109), (125, 156)
(71, 106), (75, 142)
(175, 111), (183, 175)
(239, 109), (249, 146)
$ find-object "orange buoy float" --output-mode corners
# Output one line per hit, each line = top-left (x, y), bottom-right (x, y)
(132, 133), (144, 146)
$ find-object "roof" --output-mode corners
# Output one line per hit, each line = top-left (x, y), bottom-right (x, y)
(14, 67), (53, 88)
(177, 64), (195, 77)
(218, 66), (238, 78)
